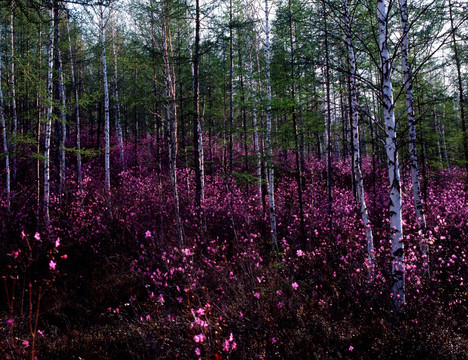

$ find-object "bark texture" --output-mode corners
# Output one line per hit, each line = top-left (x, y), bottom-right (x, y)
(344, 0), (375, 278)
(378, 0), (405, 310)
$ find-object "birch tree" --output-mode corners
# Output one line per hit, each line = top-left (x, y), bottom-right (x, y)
(322, 0), (333, 212)
(288, 0), (305, 239)
(377, 0), (405, 310)
(0, 61), (10, 213)
(160, 0), (185, 245)
(193, 0), (205, 210)
(265, 0), (278, 249)
(66, 16), (83, 194)
(343, 0), (375, 278)
(398, 0), (428, 275)
(54, 5), (67, 198)
(44, 3), (55, 226)
(98, 4), (112, 212)
(10, 5), (18, 181)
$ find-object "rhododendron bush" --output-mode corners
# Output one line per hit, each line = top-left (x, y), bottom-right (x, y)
(0, 140), (466, 360)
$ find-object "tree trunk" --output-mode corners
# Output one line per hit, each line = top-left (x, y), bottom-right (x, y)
(161, 2), (185, 246)
(377, 0), (405, 310)
(54, 6), (67, 199)
(43, 4), (55, 227)
(237, 29), (249, 194)
(112, 27), (125, 170)
(66, 17), (82, 195)
(229, 0), (234, 174)
(448, 0), (468, 178)
(100, 5), (112, 214)
(344, 0), (375, 278)
(36, 27), (42, 216)
(248, 40), (262, 208)
(0, 63), (10, 213)
(193, 0), (205, 210)
(265, 0), (278, 249)
(289, 0), (305, 240)
(399, 0), (428, 276)
(10, 7), (18, 181)
(322, 0), (333, 213)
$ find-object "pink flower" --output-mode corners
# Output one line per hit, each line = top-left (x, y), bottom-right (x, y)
(145, 230), (152, 238)
(49, 260), (56, 270)
(22, 340), (29, 347)
(196, 308), (205, 316)
(194, 333), (205, 343)
(292, 282), (299, 290)
(254, 292), (260, 299)
(37, 329), (44, 337)
(297, 249), (304, 257)
(271, 337), (277, 344)
(61, 254), (68, 259)
(276, 290), (282, 296)
(231, 341), (237, 350)
(195, 348), (201, 356)
(223, 339), (230, 351)
(55, 238), (61, 248)
(349, 345), (354, 351)
(34, 232), (41, 241)
(158, 294), (165, 304)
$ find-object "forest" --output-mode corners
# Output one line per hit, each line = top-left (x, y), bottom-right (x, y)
(0, 0), (467, 358)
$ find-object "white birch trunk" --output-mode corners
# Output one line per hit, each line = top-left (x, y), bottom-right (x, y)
(377, 0), (405, 310)
(192, 0), (205, 209)
(44, 5), (55, 227)
(112, 27), (125, 169)
(162, 9), (185, 246)
(100, 6), (111, 208)
(265, 0), (278, 249)
(399, 0), (428, 276)
(66, 18), (82, 195)
(0, 64), (10, 212)
(57, 15), (67, 198)
(344, 0), (375, 278)
(10, 10), (18, 180)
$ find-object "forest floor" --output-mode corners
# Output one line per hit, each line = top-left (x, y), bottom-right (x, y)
(1, 141), (467, 359)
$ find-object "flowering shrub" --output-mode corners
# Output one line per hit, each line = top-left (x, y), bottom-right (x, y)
(0, 137), (466, 359)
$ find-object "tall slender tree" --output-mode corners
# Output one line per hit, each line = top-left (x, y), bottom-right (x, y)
(44, 2), (55, 227)
(398, 0), (428, 275)
(343, 0), (375, 278)
(448, 0), (468, 178)
(265, 0), (278, 249)
(377, 0), (405, 310)
(66, 15), (83, 195)
(193, 0), (205, 211)
(10, 3), (18, 181)
(0, 61), (10, 213)
(98, 4), (112, 213)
